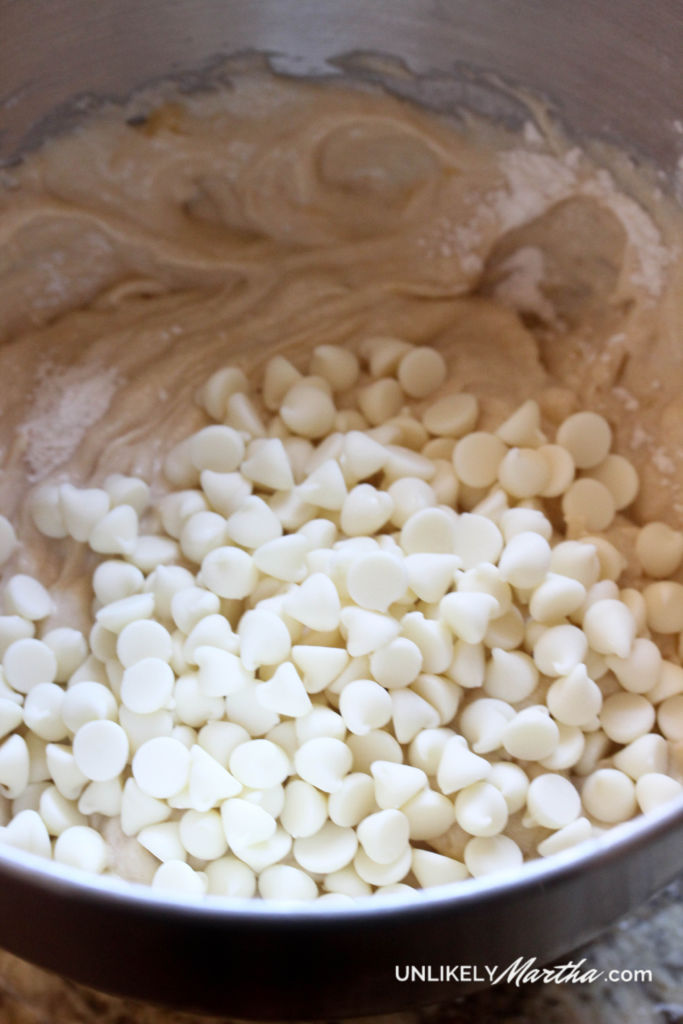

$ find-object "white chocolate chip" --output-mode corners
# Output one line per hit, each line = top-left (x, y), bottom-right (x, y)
(262, 356), (301, 412)
(221, 798), (276, 848)
(502, 706), (560, 761)
(23, 683), (68, 742)
(259, 863), (318, 902)
(4, 576), (55, 622)
(635, 773), (683, 813)
(354, 845), (412, 887)
(224, 392), (266, 439)
(341, 431), (388, 482)
(205, 856), (256, 898)
(291, 645), (349, 694)
(294, 737), (352, 793)
(498, 448), (550, 499)
(484, 648), (538, 703)
(242, 438), (294, 491)
(613, 734), (668, 781)
(401, 788), (455, 840)
(437, 736), (490, 794)
(309, 345), (359, 392)
(238, 609), (291, 671)
(328, 773), (376, 828)
(400, 507), (457, 555)
(422, 393), (479, 438)
(371, 760), (426, 809)
(132, 737), (190, 799)
(533, 625), (588, 677)
(293, 821), (357, 874)
(464, 835), (522, 877)
(3, 638), (58, 693)
(453, 432), (507, 488)
(120, 658), (175, 714)
(538, 444), (575, 497)
(550, 541), (600, 588)
(357, 378), (404, 426)
(405, 553), (460, 603)
(280, 779), (328, 838)
(357, 809), (409, 864)
(256, 662), (312, 718)
(190, 426), (245, 473)
(60, 484), (110, 543)
(530, 574), (586, 624)
(152, 860), (207, 895)
(657, 695), (683, 742)
(397, 346), (447, 399)
(440, 592), (498, 645)
(581, 768), (636, 823)
(562, 479), (615, 533)
(73, 720), (129, 782)
(0, 735), (30, 799)
(55, 826), (108, 873)
(537, 817), (592, 857)
(636, 522), (683, 578)
(600, 692), (655, 744)
(556, 411), (612, 469)
(454, 781), (508, 837)
(281, 381), (337, 439)
(89, 505), (138, 556)
(583, 599), (636, 658)
(341, 484), (394, 537)
(460, 698), (514, 754)
(285, 573), (341, 632)
(411, 848), (468, 887)
(298, 459), (348, 511)
(526, 773), (581, 829)
(487, 762), (529, 814)
(347, 552), (407, 612)
(498, 532), (551, 589)
(179, 809), (228, 861)
(585, 454), (639, 511)
(340, 608), (400, 657)
(643, 581), (683, 634)
(201, 366), (249, 421)
(370, 638), (423, 689)
(339, 679), (392, 735)
(104, 474), (150, 515)
(452, 514), (503, 569)
(226, 496), (282, 549)
(546, 665), (603, 727)
(0, 809), (51, 858)
(229, 740), (289, 789)
(496, 400), (545, 448)
(29, 485), (68, 539)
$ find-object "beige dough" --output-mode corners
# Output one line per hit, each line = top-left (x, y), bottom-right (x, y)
(1, 74), (681, 604)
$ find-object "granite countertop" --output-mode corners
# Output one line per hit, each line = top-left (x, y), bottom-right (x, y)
(0, 878), (680, 1024)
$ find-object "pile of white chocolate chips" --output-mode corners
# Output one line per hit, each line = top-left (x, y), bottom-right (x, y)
(0, 336), (682, 903)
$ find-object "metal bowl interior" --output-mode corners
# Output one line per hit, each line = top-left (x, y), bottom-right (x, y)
(2, 0), (683, 179)
(0, 799), (681, 1018)
(1, 0), (682, 1018)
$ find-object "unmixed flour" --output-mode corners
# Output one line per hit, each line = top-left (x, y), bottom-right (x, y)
(18, 363), (121, 480)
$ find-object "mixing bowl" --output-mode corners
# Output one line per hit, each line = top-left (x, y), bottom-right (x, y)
(1, 1), (682, 1018)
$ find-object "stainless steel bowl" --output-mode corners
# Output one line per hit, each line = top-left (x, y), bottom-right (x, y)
(1, 1), (682, 1018)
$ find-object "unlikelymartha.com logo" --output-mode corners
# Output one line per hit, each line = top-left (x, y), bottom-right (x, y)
(394, 957), (654, 986)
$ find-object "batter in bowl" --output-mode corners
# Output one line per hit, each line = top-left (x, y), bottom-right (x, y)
(0, 73), (681, 896)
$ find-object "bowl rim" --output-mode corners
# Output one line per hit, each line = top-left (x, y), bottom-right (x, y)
(1, 794), (681, 921)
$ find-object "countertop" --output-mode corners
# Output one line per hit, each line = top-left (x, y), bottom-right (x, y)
(0, 878), (680, 1024)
